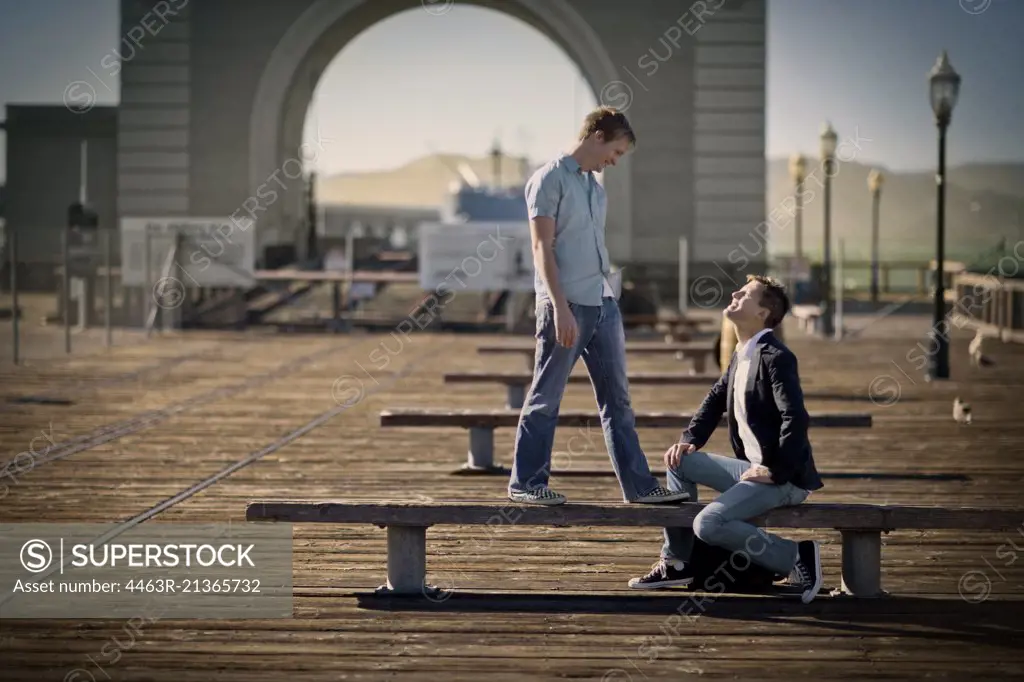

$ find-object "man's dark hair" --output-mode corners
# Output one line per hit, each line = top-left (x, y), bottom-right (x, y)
(579, 106), (636, 146)
(747, 274), (790, 329)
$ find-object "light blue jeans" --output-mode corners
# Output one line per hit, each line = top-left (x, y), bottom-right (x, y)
(508, 297), (662, 501)
(661, 451), (809, 576)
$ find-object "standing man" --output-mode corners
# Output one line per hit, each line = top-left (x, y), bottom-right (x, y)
(507, 106), (687, 506)
(626, 275), (825, 603)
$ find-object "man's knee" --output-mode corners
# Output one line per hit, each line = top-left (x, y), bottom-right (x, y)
(601, 381), (633, 415)
(671, 450), (705, 480)
(521, 393), (561, 418)
(693, 508), (724, 543)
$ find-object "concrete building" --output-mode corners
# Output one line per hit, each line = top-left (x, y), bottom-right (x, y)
(2, 106), (118, 289)
(117, 0), (766, 299)
(5, 0), (767, 301)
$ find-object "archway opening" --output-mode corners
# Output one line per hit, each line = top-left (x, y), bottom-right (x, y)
(248, 0), (632, 264)
(303, 4), (597, 258)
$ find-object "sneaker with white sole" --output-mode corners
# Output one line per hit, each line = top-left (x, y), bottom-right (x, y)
(633, 486), (690, 504)
(508, 487), (567, 505)
(627, 558), (694, 589)
(786, 539), (823, 603)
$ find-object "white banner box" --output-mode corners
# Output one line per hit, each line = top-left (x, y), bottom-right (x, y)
(418, 222), (534, 292)
(120, 217), (256, 287)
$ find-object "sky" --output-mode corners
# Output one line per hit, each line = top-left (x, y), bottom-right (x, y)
(0, 0), (1022, 183)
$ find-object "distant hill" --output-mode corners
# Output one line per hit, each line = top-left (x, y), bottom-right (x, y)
(318, 153), (1024, 262)
(766, 159), (1024, 262)
(318, 153), (533, 209)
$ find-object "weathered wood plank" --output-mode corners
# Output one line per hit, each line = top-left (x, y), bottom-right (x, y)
(378, 408), (873, 428)
(244, 500), (1024, 531)
(478, 340), (716, 353)
(443, 371), (721, 385)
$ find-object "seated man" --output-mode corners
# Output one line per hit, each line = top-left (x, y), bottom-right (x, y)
(627, 275), (825, 603)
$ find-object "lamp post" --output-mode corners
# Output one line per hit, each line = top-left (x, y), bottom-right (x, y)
(926, 50), (961, 380)
(789, 153), (806, 260)
(820, 122), (838, 338)
(305, 171), (318, 263)
(867, 169), (884, 304)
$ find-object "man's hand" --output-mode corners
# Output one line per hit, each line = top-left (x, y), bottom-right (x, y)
(740, 465), (773, 484)
(664, 442), (696, 470)
(553, 302), (578, 348)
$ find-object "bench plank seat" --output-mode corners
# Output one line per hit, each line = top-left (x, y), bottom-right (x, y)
(443, 371), (722, 408)
(478, 341), (715, 353)
(246, 499), (1020, 599)
(478, 341), (717, 372)
(622, 314), (714, 327)
(444, 371), (719, 385)
(792, 304), (825, 334)
(246, 499), (1017, 531)
(380, 408), (872, 473)
(379, 408), (872, 429)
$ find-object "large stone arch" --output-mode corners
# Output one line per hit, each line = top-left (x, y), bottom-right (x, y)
(247, 0), (632, 259)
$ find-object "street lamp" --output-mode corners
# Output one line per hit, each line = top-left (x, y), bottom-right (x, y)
(789, 153), (807, 260)
(819, 122), (838, 338)
(927, 50), (961, 380)
(867, 169), (884, 304)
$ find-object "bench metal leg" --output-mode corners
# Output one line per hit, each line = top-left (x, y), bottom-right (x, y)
(468, 426), (494, 468)
(453, 426), (508, 475)
(506, 383), (526, 410)
(693, 353), (707, 375)
(375, 525), (443, 598)
(836, 529), (886, 598)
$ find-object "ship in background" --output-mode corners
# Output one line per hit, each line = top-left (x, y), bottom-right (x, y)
(439, 140), (531, 223)
(430, 141), (656, 324)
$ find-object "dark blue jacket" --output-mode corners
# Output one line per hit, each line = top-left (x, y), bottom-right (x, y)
(680, 331), (824, 491)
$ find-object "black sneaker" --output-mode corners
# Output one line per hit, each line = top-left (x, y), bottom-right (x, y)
(786, 540), (823, 603)
(627, 558), (694, 590)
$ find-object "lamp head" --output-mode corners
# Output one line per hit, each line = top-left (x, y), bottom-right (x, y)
(789, 153), (806, 181)
(868, 168), (884, 193)
(929, 50), (961, 124)
(820, 121), (838, 160)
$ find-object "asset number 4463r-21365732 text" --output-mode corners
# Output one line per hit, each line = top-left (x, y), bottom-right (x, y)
(124, 578), (261, 593)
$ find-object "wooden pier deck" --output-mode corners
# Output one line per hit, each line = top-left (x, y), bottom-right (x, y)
(1, 314), (1023, 681)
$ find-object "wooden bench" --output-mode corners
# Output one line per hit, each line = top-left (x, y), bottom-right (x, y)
(379, 408), (873, 473)
(245, 499), (1021, 599)
(443, 370), (722, 409)
(622, 314), (719, 340)
(478, 340), (718, 373)
(792, 304), (825, 334)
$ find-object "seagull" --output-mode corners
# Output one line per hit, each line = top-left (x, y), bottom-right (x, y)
(953, 397), (972, 425)
(969, 330), (994, 367)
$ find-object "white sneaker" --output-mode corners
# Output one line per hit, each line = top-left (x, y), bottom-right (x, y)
(508, 487), (567, 505)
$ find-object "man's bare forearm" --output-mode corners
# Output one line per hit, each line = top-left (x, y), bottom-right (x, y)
(534, 243), (568, 308)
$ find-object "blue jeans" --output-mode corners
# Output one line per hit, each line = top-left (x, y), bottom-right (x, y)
(508, 297), (661, 501)
(661, 451), (809, 575)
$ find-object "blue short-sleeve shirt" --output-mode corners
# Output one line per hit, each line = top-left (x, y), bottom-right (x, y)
(524, 153), (610, 306)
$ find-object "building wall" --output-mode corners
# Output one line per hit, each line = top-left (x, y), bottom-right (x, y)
(117, 0), (192, 216)
(3, 106), (118, 289)
(114, 0), (767, 299)
(692, 0), (766, 271)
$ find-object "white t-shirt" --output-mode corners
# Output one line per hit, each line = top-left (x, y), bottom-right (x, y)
(602, 270), (621, 299)
(732, 328), (772, 465)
